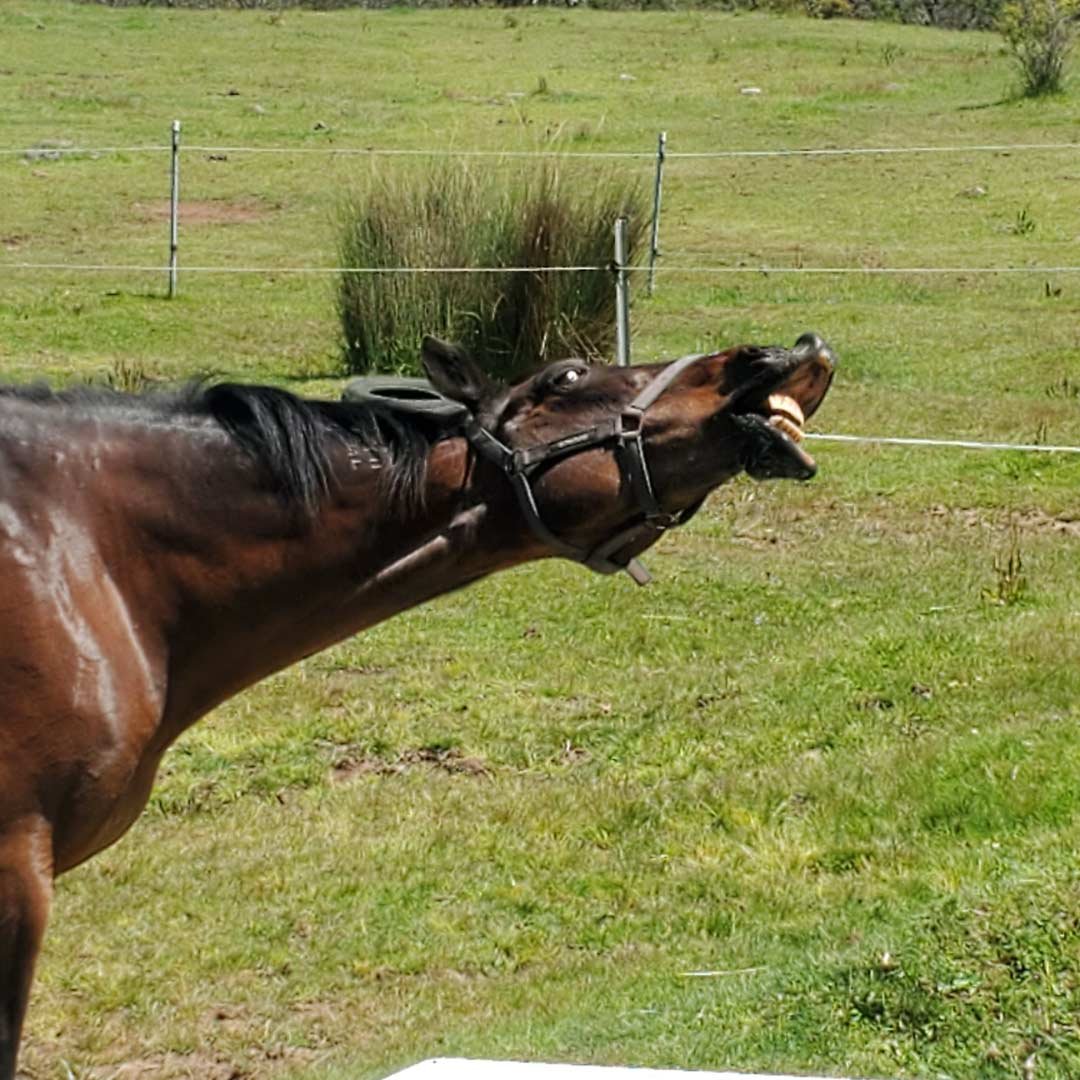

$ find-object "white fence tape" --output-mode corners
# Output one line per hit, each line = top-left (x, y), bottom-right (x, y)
(804, 432), (1080, 455)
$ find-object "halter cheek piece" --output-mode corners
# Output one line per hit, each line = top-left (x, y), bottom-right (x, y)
(464, 352), (706, 586)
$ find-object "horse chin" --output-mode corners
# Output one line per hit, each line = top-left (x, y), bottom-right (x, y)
(731, 412), (818, 481)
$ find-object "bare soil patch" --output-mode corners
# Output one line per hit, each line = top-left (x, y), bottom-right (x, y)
(929, 504), (1080, 538)
(134, 200), (271, 226)
(330, 745), (492, 782)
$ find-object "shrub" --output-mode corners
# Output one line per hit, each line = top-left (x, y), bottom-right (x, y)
(336, 161), (646, 381)
(805, 0), (854, 19)
(999, 0), (1079, 95)
(845, 0), (1003, 29)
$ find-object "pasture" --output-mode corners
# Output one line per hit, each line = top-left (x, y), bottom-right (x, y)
(2, 4), (1080, 1079)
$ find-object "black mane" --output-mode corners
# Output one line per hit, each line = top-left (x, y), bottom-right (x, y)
(0, 380), (441, 516)
(199, 383), (439, 516)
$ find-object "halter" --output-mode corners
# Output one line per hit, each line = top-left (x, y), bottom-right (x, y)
(464, 352), (706, 586)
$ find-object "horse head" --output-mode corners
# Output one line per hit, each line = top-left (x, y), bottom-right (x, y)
(421, 333), (836, 584)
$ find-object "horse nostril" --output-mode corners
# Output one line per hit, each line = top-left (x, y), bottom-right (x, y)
(794, 332), (824, 353)
(793, 332), (836, 371)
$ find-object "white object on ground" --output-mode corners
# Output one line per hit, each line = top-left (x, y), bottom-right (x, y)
(387, 1060), (869, 1080)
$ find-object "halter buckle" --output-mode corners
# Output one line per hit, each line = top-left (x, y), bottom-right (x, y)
(620, 406), (645, 441)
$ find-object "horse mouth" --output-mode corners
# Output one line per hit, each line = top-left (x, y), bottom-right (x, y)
(731, 334), (835, 481)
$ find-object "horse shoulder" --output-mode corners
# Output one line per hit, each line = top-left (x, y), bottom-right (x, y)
(0, 437), (171, 873)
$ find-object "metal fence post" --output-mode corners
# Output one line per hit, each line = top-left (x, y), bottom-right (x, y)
(647, 131), (666, 297)
(614, 216), (630, 366)
(168, 120), (180, 298)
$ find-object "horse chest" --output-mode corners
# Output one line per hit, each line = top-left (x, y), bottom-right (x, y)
(0, 519), (168, 869)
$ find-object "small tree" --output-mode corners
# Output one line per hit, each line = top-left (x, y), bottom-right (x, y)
(999, 0), (1079, 96)
(336, 161), (646, 382)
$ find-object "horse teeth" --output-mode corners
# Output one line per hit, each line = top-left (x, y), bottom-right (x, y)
(769, 414), (804, 444)
(766, 393), (805, 428)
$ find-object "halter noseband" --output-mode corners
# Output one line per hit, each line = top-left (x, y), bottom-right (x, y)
(464, 353), (705, 586)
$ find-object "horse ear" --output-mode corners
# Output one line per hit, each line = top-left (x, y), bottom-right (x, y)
(421, 336), (492, 411)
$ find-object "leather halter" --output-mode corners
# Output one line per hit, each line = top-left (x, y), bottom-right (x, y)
(464, 352), (705, 586)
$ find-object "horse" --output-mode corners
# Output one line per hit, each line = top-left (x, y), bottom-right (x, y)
(0, 332), (834, 1077)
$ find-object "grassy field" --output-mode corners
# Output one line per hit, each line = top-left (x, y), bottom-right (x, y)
(3, 4), (1080, 1079)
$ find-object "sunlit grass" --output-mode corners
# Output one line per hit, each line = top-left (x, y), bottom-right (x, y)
(4, 5), (1080, 1080)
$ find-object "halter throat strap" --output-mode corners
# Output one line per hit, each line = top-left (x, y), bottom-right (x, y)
(465, 352), (705, 585)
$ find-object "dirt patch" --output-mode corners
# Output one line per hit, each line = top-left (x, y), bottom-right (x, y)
(134, 200), (272, 226)
(324, 665), (391, 691)
(1012, 508), (1080, 538)
(330, 745), (491, 782)
(81, 1050), (251, 1079)
(928, 504), (1080, 538)
(70, 1041), (324, 1080)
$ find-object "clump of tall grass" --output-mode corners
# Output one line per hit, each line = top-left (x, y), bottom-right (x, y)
(999, 0), (1078, 96)
(336, 161), (647, 382)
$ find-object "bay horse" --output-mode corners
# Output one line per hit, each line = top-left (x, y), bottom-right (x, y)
(0, 332), (834, 1077)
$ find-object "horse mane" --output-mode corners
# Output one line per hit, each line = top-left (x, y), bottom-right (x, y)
(197, 383), (438, 516)
(0, 379), (440, 517)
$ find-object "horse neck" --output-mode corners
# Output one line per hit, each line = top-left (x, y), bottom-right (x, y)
(130, 426), (535, 729)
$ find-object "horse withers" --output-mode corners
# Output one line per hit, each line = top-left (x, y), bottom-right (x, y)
(0, 333), (834, 1077)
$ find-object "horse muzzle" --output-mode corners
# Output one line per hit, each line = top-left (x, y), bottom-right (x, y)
(729, 333), (836, 481)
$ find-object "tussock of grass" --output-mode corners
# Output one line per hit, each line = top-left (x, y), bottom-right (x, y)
(336, 161), (646, 380)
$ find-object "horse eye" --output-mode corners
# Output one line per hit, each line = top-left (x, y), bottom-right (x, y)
(552, 367), (585, 391)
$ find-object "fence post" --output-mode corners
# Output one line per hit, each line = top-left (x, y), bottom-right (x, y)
(647, 131), (666, 297)
(614, 216), (630, 367)
(168, 120), (180, 299)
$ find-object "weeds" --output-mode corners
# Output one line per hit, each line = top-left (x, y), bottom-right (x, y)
(881, 41), (904, 64)
(1046, 374), (1079, 399)
(1010, 205), (1037, 235)
(103, 356), (153, 393)
(986, 523), (1028, 605)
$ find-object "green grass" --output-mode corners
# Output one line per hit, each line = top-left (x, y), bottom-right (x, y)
(4, 4), (1080, 1079)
